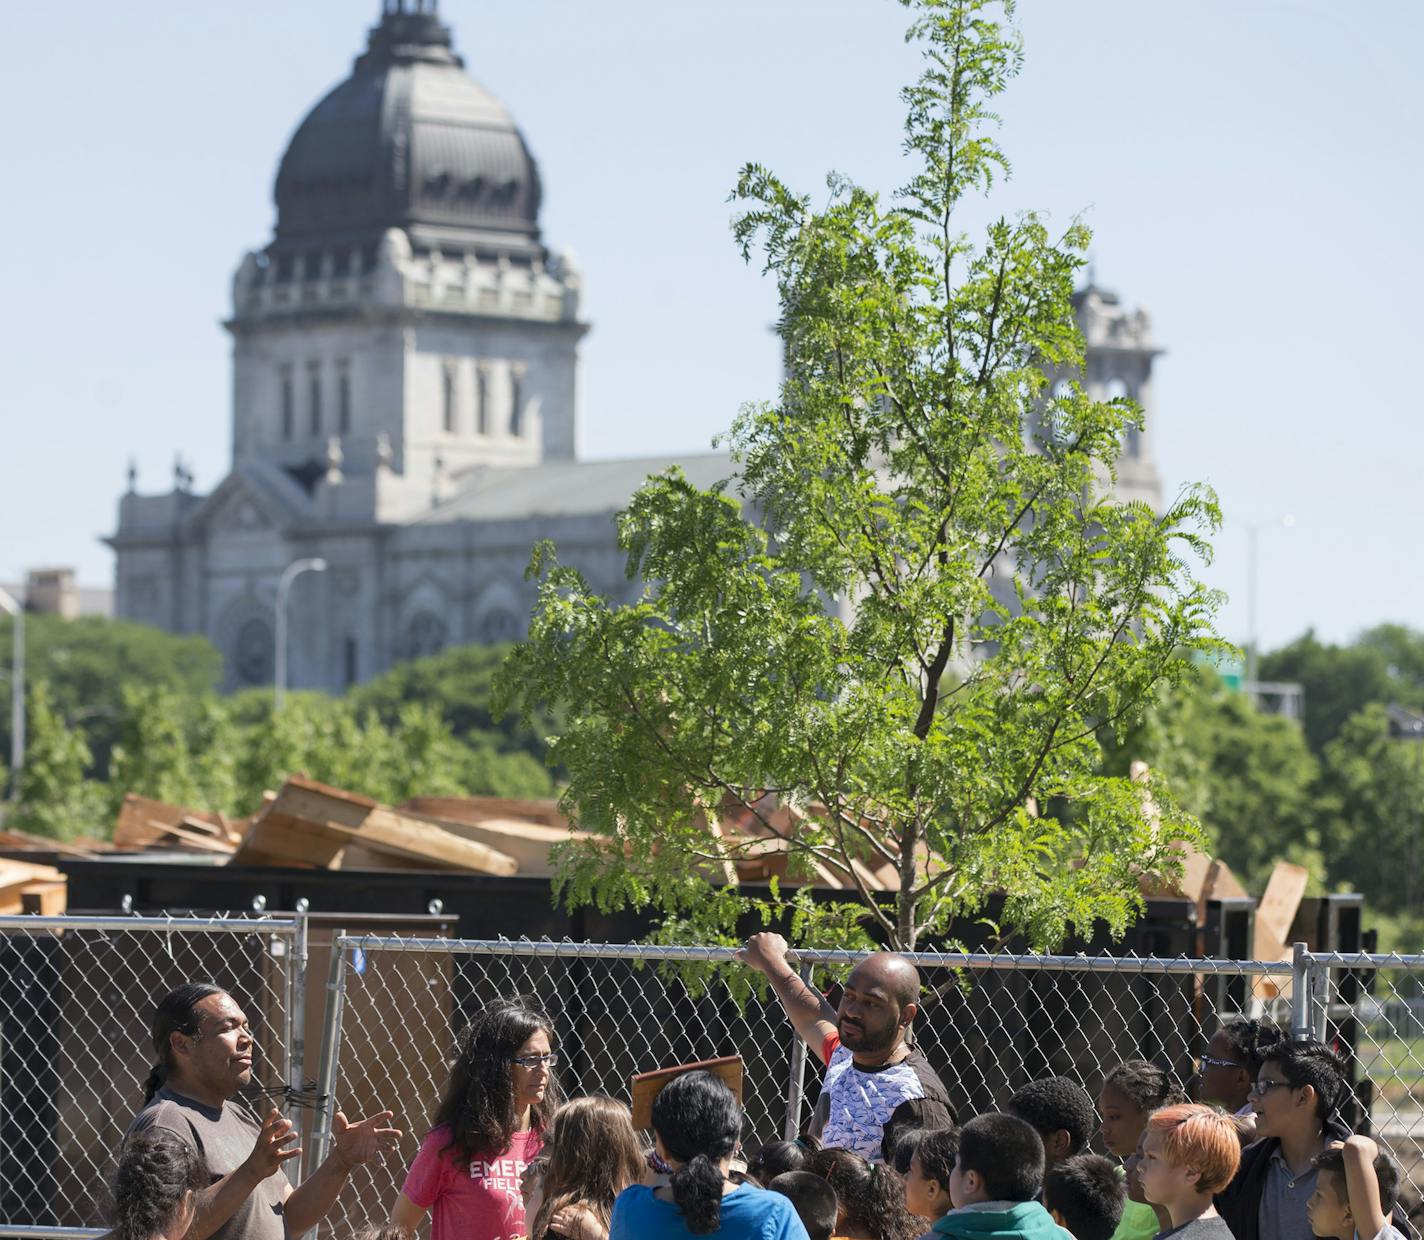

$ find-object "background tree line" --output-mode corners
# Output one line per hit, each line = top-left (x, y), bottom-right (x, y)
(1, 614), (1420, 945)
(0, 614), (554, 839)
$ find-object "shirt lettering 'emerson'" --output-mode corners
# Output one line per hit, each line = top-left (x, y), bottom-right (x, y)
(814, 1039), (952, 1162)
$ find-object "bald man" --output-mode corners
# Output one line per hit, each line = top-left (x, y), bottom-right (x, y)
(739, 933), (953, 1163)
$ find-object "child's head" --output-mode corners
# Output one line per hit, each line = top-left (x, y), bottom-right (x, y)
(1200, 1018), (1284, 1112)
(769, 1171), (840, 1240)
(904, 1127), (960, 1220)
(1308, 1146), (1400, 1240)
(532, 1095), (644, 1237)
(805, 1147), (920, 1240)
(748, 1140), (810, 1186)
(1251, 1039), (1348, 1141)
(1098, 1061), (1186, 1158)
(1008, 1077), (1097, 1167)
(1043, 1153), (1126, 1240)
(950, 1112), (1046, 1208)
(891, 1127), (928, 1176)
(1137, 1104), (1241, 1209)
(111, 1129), (207, 1240)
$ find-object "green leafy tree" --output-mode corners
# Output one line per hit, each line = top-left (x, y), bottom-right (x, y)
(497, 0), (1222, 950)
(9, 680), (107, 840)
(1318, 703), (1424, 918)
(1102, 667), (1323, 889)
(347, 644), (557, 764)
(0, 615), (221, 780)
(1258, 630), (1394, 755)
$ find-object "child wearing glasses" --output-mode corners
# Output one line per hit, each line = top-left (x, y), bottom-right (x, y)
(1215, 1038), (1350, 1240)
(1198, 1018), (1285, 1121)
(391, 999), (561, 1240)
(1135, 1104), (1240, 1240)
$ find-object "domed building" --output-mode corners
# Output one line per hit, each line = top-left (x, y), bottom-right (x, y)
(108, 1), (1163, 692)
(108, 0), (729, 689)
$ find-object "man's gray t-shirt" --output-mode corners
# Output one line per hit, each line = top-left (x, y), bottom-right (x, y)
(126, 1087), (289, 1240)
(1156, 1216), (1236, 1240)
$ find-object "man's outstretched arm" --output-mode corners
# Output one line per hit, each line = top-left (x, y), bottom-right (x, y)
(738, 933), (838, 1064)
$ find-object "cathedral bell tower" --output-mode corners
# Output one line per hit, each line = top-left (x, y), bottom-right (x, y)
(226, 0), (587, 521)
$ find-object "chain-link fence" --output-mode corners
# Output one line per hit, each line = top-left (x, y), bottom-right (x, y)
(313, 937), (1303, 1239)
(0, 915), (304, 1240)
(8, 920), (1424, 1240)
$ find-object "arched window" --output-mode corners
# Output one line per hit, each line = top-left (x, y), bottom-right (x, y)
(442, 364), (457, 433)
(308, 363), (322, 435)
(478, 608), (521, 644)
(234, 618), (274, 685)
(509, 368), (523, 436)
(337, 361), (351, 434)
(280, 366), (294, 440)
(403, 611), (448, 659)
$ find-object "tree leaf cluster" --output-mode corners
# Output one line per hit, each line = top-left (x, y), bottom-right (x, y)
(496, 0), (1224, 950)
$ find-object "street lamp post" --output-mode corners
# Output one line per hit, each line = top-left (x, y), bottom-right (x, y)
(0, 588), (23, 801)
(274, 558), (327, 710)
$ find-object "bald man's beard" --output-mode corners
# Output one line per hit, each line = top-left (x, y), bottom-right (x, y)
(838, 1012), (902, 1054)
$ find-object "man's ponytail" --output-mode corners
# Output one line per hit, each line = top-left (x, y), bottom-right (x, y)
(651, 1071), (742, 1236)
(669, 1152), (726, 1235)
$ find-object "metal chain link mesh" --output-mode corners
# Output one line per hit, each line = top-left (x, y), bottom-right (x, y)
(318, 940), (1301, 1240)
(0, 916), (295, 1236)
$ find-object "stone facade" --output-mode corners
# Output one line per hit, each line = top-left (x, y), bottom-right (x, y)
(108, 1), (1164, 693)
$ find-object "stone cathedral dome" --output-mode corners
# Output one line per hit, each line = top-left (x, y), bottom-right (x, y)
(271, 0), (543, 260)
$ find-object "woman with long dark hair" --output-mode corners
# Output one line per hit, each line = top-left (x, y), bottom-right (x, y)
(391, 998), (560, 1240)
(609, 1070), (807, 1240)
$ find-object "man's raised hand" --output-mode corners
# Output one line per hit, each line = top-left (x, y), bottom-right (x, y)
(243, 1107), (301, 1182)
(331, 1109), (402, 1170)
(736, 932), (791, 977)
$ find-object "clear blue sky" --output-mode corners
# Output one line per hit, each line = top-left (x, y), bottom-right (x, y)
(3, 0), (1420, 653)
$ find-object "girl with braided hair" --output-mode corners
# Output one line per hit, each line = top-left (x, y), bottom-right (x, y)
(111, 1129), (208, 1240)
(1097, 1061), (1187, 1240)
(392, 998), (561, 1240)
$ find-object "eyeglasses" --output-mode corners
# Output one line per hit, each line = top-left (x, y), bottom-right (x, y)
(1249, 1078), (1292, 1096)
(512, 1052), (559, 1068)
(1200, 1054), (1247, 1070)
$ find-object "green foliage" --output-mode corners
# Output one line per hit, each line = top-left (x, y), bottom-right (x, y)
(347, 643), (558, 764)
(0, 614), (222, 779)
(1259, 630), (1395, 754)
(9, 681), (107, 840)
(1318, 704), (1424, 919)
(497, 0), (1222, 950)
(1102, 667), (1323, 890)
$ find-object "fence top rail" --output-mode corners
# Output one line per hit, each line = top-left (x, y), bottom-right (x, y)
(332, 934), (1295, 975)
(1308, 950), (1424, 970)
(0, 913), (299, 934)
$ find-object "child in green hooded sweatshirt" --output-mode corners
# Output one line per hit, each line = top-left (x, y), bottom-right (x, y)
(927, 1113), (1073, 1240)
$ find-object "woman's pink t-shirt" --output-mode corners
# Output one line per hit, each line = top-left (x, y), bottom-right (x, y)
(402, 1124), (544, 1240)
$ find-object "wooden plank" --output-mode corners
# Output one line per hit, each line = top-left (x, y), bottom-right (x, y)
(145, 820), (237, 855)
(331, 807), (518, 875)
(1253, 861), (1310, 963)
(20, 880), (67, 915)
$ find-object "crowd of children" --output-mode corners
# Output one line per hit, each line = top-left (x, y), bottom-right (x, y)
(108, 981), (1413, 1240)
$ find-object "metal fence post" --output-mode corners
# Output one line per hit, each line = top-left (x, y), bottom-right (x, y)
(782, 963), (815, 1141)
(1310, 951), (1331, 1042)
(311, 930), (351, 1170)
(285, 909), (310, 1185)
(1291, 941), (1314, 1039)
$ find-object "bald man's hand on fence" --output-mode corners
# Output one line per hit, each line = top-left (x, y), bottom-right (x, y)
(737, 932), (792, 979)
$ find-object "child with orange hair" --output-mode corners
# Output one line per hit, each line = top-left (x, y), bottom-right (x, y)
(1136, 1105), (1241, 1240)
